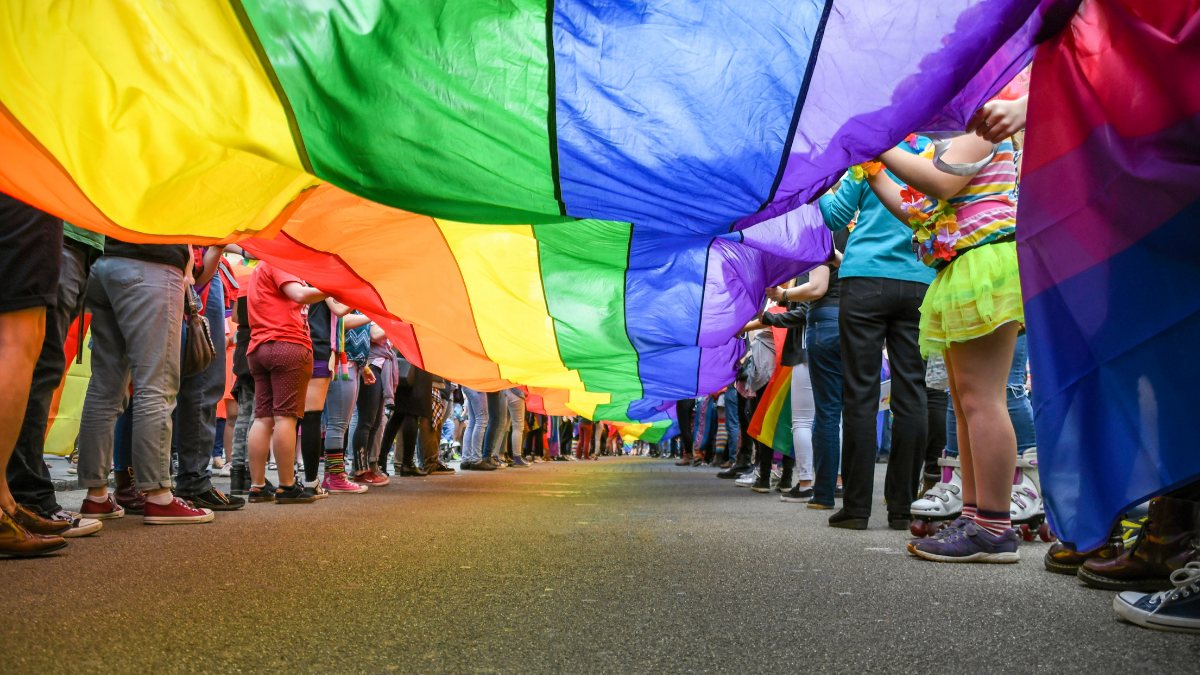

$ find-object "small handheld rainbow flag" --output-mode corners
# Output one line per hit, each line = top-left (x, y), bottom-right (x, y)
(747, 326), (793, 457)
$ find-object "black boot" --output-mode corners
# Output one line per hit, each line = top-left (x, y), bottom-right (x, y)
(229, 465), (250, 496)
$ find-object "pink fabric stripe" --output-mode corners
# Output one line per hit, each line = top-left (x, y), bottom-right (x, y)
(1018, 111), (1200, 299)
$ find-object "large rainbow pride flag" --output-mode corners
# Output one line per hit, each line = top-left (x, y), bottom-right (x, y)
(0, 0), (1055, 426)
(1021, 0), (1200, 551)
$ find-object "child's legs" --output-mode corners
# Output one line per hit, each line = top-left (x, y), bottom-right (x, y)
(222, 398), (238, 462)
(272, 416), (299, 486)
(945, 323), (1019, 514)
(248, 417), (274, 485)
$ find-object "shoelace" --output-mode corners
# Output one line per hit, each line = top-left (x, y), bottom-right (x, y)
(1147, 562), (1200, 615)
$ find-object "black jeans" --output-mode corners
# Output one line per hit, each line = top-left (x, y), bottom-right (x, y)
(352, 376), (384, 473)
(839, 277), (928, 520)
(924, 387), (950, 482)
(676, 398), (695, 456)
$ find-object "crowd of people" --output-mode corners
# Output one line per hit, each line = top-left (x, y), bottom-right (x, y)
(1, 83), (1196, 635)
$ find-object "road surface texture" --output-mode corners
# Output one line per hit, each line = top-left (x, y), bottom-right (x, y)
(2, 457), (1195, 674)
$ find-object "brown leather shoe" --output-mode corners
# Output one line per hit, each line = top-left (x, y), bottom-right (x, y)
(11, 505), (71, 536)
(115, 466), (146, 514)
(1078, 496), (1199, 592)
(0, 510), (68, 557)
(674, 455), (693, 466)
(1045, 521), (1124, 575)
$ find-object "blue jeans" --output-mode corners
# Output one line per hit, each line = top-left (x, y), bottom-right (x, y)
(722, 387), (740, 456)
(483, 390), (509, 459)
(947, 332), (1036, 456)
(462, 387), (488, 463)
(174, 278), (225, 496)
(806, 306), (843, 507)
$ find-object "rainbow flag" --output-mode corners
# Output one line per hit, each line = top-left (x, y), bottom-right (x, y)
(0, 1), (1049, 423)
(1022, 1), (1200, 551)
(747, 327), (794, 456)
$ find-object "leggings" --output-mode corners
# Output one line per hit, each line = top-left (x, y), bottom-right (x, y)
(790, 363), (816, 481)
(324, 362), (359, 451)
(352, 372), (384, 473)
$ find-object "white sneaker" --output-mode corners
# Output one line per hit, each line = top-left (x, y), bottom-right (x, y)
(735, 468), (760, 487)
(218, 462), (232, 477)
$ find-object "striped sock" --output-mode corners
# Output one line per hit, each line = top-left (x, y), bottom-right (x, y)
(974, 508), (1012, 536)
(326, 451), (345, 475)
(962, 503), (978, 521)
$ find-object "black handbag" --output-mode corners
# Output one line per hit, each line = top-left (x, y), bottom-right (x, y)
(181, 285), (215, 378)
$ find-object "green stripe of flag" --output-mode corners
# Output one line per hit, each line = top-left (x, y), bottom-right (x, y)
(535, 220), (642, 411)
(238, 0), (565, 224)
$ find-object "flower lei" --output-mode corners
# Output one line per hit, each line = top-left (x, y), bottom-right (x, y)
(846, 160), (884, 182)
(902, 186), (960, 263)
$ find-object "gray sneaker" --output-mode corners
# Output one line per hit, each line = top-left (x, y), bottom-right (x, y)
(911, 520), (1020, 564)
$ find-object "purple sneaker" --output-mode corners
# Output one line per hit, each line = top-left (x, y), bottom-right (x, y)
(907, 516), (973, 555)
(912, 520), (1021, 564)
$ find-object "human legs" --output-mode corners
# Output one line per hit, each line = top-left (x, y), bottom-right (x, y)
(1007, 333), (1036, 454)
(507, 391), (526, 458)
(0, 308), (47, 516)
(9, 245), (88, 516)
(836, 278), (890, 521)
(323, 362), (359, 474)
(882, 281), (929, 522)
(351, 376), (383, 475)
(807, 306), (843, 507)
(945, 323), (1020, 515)
(790, 363), (816, 488)
(676, 398), (695, 460)
(247, 341), (311, 490)
(482, 390), (509, 462)
(175, 278), (226, 497)
(462, 387), (488, 464)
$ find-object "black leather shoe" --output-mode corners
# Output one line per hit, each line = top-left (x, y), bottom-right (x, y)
(888, 516), (913, 531)
(717, 464), (751, 479)
(178, 487), (245, 511)
(399, 464), (429, 477)
(229, 465), (250, 496)
(828, 509), (869, 530)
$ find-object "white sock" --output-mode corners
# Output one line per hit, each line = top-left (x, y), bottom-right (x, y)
(146, 492), (173, 506)
(86, 493), (109, 503)
(303, 479), (318, 488)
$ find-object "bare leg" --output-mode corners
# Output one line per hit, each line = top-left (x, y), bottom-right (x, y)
(944, 323), (1019, 514)
(249, 417), (275, 486)
(271, 416), (299, 487)
(0, 307), (46, 514)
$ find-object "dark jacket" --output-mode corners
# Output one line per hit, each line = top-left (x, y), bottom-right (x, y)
(760, 274), (809, 367)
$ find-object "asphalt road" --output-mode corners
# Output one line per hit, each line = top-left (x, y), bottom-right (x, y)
(2, 457), (1196, 674)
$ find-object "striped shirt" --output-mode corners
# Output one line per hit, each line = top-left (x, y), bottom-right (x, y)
(948, 139), (1017, 251)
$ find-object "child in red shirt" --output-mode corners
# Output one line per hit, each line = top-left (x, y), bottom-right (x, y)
(246, 262), (331, 504)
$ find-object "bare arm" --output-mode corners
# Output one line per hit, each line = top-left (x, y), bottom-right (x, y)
(325, 298), (355, 317)
(342, 313), (371, 329)
(876, 133), (992, 200)
(195, 245), (223, 286)
(784, 265), (830, 302)
(280, 281), (329, 305)
(865, 170), (912, 224)
(740, 319), (767, 334)
(369, 324), (386, 341)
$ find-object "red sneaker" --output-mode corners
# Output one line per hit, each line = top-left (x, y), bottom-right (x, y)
(321, 473), (368, 494)
(353, 470), (390, 487)
(80, 494), (125, 520)
(143, 497), (215, 525)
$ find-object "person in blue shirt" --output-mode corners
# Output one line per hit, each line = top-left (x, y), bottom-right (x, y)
(818, 140), (935, 531)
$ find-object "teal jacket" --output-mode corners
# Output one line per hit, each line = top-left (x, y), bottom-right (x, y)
(818, 174), (936, 285)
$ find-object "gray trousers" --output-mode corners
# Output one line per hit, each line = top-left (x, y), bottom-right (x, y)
(173, 278), (226, 496)
(78, 257), (184, 492)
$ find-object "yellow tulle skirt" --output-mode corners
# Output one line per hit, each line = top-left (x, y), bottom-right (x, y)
(918, 241), (1023, 357)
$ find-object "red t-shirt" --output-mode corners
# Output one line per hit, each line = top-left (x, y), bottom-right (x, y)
(247, 262), (311, 353)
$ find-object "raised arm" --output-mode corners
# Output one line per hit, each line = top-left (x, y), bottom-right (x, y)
(875, 133), (991, 201)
